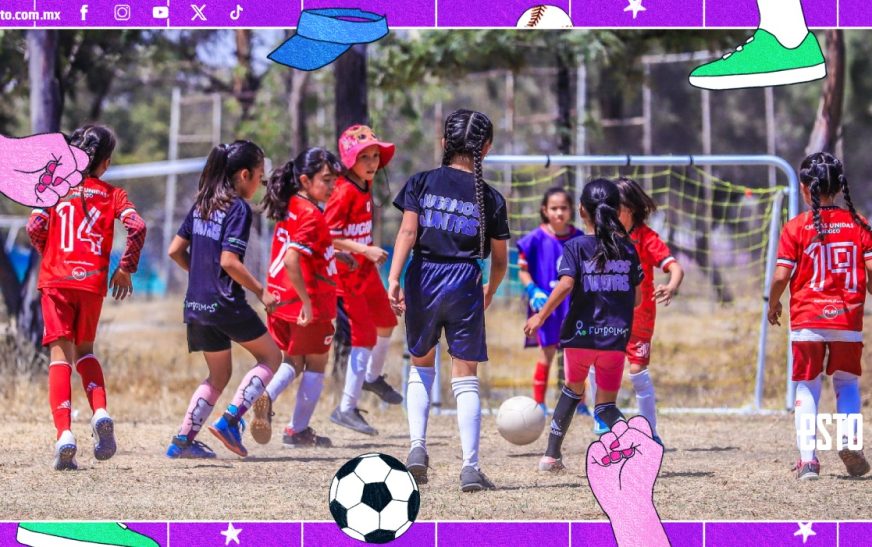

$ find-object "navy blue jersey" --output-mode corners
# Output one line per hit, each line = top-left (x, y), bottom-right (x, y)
(393, 166), (511, 260)
(558, 236), (644, 351)
(178, 197), (259, 325)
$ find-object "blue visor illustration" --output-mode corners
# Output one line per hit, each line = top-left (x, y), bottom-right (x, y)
(268, 9), (389, 71)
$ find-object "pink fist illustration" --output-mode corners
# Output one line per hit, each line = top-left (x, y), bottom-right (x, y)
(586, 416), (670, 547)
(0, 133), (90, 207)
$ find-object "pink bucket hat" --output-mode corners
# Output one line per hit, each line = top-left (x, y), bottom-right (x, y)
(338, 125), (396, 170)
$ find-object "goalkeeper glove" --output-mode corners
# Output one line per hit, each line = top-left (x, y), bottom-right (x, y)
(525, 282), (549, 312)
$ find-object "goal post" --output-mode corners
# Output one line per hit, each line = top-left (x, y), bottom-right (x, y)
(483, 154), (800, 412)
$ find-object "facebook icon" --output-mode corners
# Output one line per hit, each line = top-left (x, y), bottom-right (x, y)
(80, 4), (88, 21)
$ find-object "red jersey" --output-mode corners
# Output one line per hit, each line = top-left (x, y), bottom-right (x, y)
(323, 176), (377, 295)
(32, 178), (142, 296)
(267, 195), (338, 323)
(628, 223), (676, 339)
(776, 207), (872, 337)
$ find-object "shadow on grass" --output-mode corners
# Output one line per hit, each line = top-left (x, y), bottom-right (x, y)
(659, 471), (715, 479)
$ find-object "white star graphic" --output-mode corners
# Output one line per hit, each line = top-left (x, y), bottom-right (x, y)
(220, 522), (243, 546)
(794, 521), (816, 544)
(624, 0), (647, 19)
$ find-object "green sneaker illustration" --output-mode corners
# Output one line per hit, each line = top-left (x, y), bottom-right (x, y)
(689, 29), (826, 90)
(17, 522), (159, 547)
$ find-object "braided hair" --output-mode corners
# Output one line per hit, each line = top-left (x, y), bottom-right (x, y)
(68, 124), (116, 221)
(262, 147), (342, 221)
(581, 178), (630, 270)
(441, 109), (494, 259)
(799, 152), (872, 242)
(195, 140), (263, 219)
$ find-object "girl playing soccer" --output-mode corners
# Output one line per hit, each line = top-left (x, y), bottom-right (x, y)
(769, 152), (872, 480)
(389, 109), (510, 492)
(250, 148), (343, 448)
(517, 187), (588, 416)
(165, 140), (282, 459)
(27, 124), (147, 470)
(324, 125), (403, 436)
(525, 178), (643, 473)
(609, 176), (684, 445)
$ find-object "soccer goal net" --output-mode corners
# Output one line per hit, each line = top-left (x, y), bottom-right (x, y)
(481, 155), (799, 413)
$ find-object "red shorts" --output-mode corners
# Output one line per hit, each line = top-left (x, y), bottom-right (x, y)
(339, 269), (397, 347)
(564, 348), (626, 392)
(625, 334), (652, 366)
(41, 287), (104, 346)
(792, 341), (863, 381)
(268, 316), (335, 356)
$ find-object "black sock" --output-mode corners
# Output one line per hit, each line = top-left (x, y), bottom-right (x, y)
(594, 402), (625, 430)
(545, 386), (582, 459)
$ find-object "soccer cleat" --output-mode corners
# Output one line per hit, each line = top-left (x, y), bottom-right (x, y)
(250, 393), (274, 445)
(538, 456), (566, 473)
(576, 403), (591, 416)
(460, 466), (496, 492)
(91, 408), (117, 461)
(330, 406), (378, 436)
(794, 459), (821, 480)
(17, 522), (159, 547)
(593, 415), (609, 435)
(208, 413), (248, 457)
(166, 435), (216, 459)
(406, 446), (429, 484)
(53, 430), (77, 471)
(282, 426), (332, 448)
(689, 30), (826, 90)
(838, 448), (871, 477)
(362, 375), (404, 404)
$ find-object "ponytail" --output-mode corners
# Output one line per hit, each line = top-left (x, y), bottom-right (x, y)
(68, 124), (116, 222)
(196, 140), (264, 219)
(261, 147), (342, 221)
(581, 178), (629, 270)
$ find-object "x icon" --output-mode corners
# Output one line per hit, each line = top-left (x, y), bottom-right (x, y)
(191, 4), (206, 21)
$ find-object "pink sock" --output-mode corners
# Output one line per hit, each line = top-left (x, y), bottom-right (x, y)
(179, 381), (221, 440)
(230, 364), (274, 417)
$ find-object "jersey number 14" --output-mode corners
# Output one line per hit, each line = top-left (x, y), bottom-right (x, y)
(56, 202), (104, 256)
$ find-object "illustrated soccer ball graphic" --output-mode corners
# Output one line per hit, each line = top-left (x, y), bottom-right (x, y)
(329, 453), (420, 543)
(496, 395), (547, 445)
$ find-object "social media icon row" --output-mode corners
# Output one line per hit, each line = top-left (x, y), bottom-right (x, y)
(79, 3), (244, 23)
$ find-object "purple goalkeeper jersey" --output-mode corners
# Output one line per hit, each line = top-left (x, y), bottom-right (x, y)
(517, 225), (583, 348)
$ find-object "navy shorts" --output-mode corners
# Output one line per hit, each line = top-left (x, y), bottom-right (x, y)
(187, 317), (268, 353)
(404, 257), (487, 362)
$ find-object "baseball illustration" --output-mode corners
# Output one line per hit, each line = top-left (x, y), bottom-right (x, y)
(516, 5), (574, 28)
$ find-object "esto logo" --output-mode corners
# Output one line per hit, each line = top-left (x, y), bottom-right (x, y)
(796, 412), (863, 450)
(72, 267), (87, 281)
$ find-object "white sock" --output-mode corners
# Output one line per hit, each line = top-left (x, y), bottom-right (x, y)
(265, 362), (296, 402)
(588, 367), (597, 407)
(291, 371), (325, 433)
(365, 335), (392, 383)
(630, 369), (657, 436)
(340, 347), (371, 413)
(758, 0), (808, 48)
(408, 366), (435, 451)
(795, 374), (822, 462)
(452, 376), (481, 469)
(832, 371), (862, 441)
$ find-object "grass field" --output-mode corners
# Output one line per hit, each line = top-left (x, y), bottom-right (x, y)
(1, 297), (871, 520)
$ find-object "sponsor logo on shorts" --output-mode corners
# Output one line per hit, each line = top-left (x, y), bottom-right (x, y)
(632, 341), (651, 358)
(797, 412), (863, 450)
(324, 335), (334, 346)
